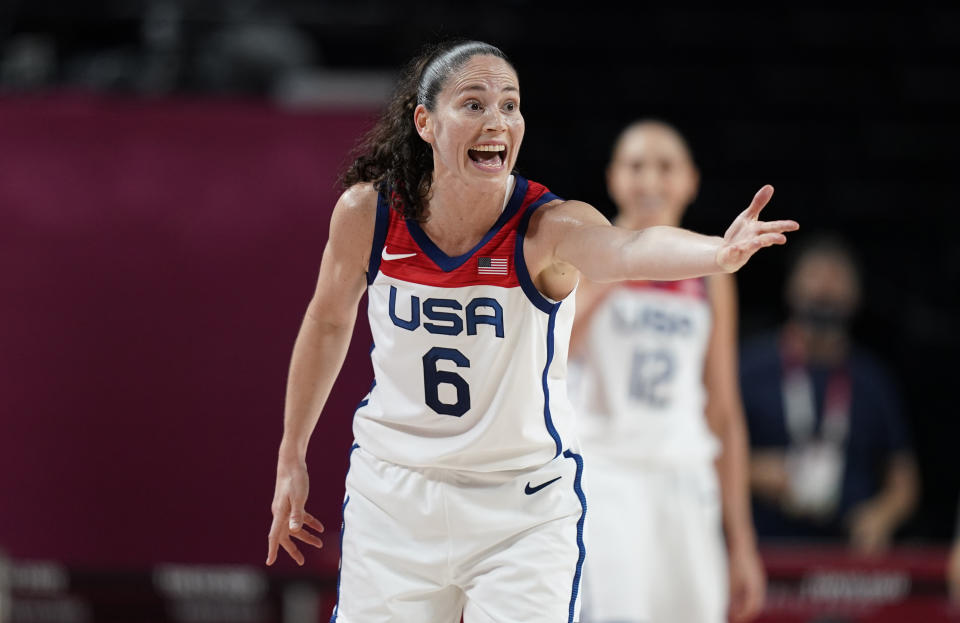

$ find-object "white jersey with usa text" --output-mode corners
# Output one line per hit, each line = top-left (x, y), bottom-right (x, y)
(571, 279), (719, 465)
(353, 176), (579, 472)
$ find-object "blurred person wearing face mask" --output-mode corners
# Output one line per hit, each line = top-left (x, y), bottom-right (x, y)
(740, 234), (919, 554)
(570, 120), (766, 623)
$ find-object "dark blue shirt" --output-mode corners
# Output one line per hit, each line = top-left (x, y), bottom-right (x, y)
(739, 331), (911, 541)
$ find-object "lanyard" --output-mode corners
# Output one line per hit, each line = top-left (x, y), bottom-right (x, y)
(780, 336), (852, 446)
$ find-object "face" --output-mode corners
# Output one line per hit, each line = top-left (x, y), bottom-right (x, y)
(606, 124), (699, 227)
(786, 253), (860, 330)
(414, 55), (524, 189)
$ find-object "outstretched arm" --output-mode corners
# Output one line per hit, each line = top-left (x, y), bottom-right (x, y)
(266, 184), (376, 566)
(541, 186), (796, 289)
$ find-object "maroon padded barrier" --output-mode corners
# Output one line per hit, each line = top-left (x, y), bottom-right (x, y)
(0, 94), (379, 575)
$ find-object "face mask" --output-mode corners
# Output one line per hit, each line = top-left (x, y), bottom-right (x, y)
(791, 302), (851, 334)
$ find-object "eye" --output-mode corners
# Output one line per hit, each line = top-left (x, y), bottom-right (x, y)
(465, 100), (482, 112)
(503, 101), (518, 113)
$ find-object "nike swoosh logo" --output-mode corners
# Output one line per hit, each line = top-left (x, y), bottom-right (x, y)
(382, 248), (417, 261)
(524, 476), (562, 495)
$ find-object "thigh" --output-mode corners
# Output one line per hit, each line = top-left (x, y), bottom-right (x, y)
(333, 447), (464, 623)
(457, 450), (587, 623)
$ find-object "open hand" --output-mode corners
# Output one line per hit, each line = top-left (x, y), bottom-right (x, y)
(266, 460), (324, 566)
(716, 185), (799, 273)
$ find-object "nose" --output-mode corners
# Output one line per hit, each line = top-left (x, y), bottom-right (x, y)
(483, 107), (507, 132)
(635, 164), (661, 192)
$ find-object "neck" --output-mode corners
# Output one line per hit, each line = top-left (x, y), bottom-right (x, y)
(422, 171), (512, 255)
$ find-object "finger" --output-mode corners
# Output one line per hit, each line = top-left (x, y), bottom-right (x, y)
(302, 512), (325, 533)
(755, 233), (787, 247)
(289, 498), (306, 532)
(757, 219), (799, 234)
(291, 528), (324, 549)
(266, 516), (284, 565)
(727, 235), (778, 268)
(266, 537), (278, 566)
(735, 238), (765, 257)
(280, 536), (305, 566)
(744, 185), (774, 219)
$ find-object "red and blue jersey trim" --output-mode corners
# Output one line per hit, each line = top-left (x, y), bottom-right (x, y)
(366, 193), (392, 286)
(367, 176), (562, 293)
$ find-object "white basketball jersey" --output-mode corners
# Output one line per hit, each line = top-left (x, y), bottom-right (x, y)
(571, 279), (719, 464)
(353, 176), (579, 471)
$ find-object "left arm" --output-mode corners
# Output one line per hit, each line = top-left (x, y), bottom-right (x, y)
(703, 273), (766, 622)
(846, 452), (919, 554)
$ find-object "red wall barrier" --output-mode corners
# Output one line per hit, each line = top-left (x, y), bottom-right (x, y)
(0, 94), (378, 574)
(758, 544), (958, 622)
(3, 546), (956, 622)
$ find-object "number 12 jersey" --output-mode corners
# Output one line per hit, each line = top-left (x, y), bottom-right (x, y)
(571, 278), (720, 465)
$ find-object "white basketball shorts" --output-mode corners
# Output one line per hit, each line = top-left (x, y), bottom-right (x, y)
(331, 444), (588, 623)
(579, 457), (727, 623)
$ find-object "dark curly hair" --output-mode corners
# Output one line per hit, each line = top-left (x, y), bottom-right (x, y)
(340, 40), (512, 222)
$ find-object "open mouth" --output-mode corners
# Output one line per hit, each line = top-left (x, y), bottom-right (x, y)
(468, 143), (507, 170)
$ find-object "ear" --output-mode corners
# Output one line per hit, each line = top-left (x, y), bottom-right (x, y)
(414, 104), (432, 143)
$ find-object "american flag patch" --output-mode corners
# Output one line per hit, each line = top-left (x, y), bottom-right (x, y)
(477, 256), (508, 275)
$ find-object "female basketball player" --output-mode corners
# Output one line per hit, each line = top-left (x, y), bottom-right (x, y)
(265, 40), (797, 622)
(570, 121), (765, 623)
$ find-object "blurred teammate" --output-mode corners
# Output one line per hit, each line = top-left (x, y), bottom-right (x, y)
(571, 120), (766, 623)
(265, 41), (796, 622)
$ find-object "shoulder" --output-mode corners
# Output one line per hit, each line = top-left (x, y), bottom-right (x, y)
(329, 183), (379, 237)
(526, 198), (610, 234)
(324, 183), (381, 266)
(335, 183), (379, 220)
(522, 198), (609, 271)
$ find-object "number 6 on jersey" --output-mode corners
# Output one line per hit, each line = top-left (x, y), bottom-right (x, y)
(423, 347), (471, 417)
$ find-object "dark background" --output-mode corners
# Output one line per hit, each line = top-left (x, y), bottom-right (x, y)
(2, 1), (958, 576)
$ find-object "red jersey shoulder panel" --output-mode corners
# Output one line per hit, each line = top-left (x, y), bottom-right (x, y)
(377, 180), (551, 288)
